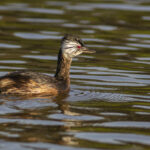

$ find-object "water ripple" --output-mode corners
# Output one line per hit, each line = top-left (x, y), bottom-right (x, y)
(75, 132), (150, 145)
(0, 60), (26, 64)
(66, 3), (150, 12)
(99, 121), (150, 128)
(91, 25), (117, 31)
(48, 113), (103, 121)
(0, 4), (64, 14)
(1, 141), (96, 150)
(22, 55), (56, 60)
(131, 34), (150, 38)
(19, 18), (65, 23)
(0, 118), (64, 126)
(0, 43), (21, 48)
(14, 32), (61, 40)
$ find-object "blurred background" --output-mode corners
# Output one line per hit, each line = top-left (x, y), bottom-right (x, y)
(0, 0), (150, 150)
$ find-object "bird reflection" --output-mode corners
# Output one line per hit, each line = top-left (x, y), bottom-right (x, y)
(0, 93), (80, 146)
(52, 93), (80, 145)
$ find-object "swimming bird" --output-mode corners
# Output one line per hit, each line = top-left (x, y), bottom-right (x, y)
(0, 34), (95, 96)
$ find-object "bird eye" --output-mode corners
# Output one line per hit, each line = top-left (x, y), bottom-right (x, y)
(77, 45), (81, 49)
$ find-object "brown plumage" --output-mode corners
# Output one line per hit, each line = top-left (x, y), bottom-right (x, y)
(0, 34), (95, 96)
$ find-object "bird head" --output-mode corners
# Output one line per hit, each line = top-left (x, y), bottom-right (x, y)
(61, 34), (95, 58)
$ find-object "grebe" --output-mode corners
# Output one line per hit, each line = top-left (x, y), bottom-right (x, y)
(0, 34), (95, 96)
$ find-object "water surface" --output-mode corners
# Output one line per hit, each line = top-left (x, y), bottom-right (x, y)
(0, 0), (150, 150)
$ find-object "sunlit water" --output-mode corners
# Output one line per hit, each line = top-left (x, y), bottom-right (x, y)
(0, 0), (150, 150)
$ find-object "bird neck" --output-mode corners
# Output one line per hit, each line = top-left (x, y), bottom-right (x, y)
(55, 49), (72, 84)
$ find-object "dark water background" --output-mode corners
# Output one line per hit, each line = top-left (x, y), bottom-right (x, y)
(0, 0), (150, 149)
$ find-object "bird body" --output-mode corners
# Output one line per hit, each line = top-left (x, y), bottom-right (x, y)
(0, 34), (95, 96)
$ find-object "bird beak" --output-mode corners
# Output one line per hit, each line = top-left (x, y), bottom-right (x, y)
(81, 47), (96, 53)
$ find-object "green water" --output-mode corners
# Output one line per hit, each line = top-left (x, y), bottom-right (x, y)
(0, 0), (150, 149)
